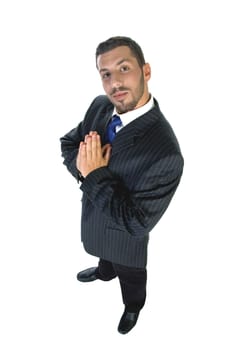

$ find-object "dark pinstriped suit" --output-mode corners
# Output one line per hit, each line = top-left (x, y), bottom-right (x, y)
(60, 95), (183, 269)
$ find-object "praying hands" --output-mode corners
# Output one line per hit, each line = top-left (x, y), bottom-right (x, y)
(76, 131), (112, 178)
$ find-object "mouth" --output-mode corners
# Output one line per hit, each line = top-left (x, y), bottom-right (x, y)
(112, 91), (128, 101)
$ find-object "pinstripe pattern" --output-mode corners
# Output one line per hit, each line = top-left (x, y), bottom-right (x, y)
(60, 95), (184, 268)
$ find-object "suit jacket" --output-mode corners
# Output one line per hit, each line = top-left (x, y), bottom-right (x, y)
(60, 95), (184, 268)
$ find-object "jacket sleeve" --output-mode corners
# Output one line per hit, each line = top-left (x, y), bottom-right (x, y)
(80, 153), (184, 237)
(59, 96), (106, 181)
(60, 122), (84, 181)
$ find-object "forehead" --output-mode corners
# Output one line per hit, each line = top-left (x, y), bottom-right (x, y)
(97, 46), (138, 70)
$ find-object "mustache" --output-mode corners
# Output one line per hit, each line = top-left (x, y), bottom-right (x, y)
(110, 87), (128, 95)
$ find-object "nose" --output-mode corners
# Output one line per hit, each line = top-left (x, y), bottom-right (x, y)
(110, 72), (122, 89)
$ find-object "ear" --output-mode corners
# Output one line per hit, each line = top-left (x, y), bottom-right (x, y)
(143, 63), (151, 82)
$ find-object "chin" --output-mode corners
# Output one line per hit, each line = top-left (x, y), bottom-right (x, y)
(113, 100), (137, 114)
(121, 103), (137, 114)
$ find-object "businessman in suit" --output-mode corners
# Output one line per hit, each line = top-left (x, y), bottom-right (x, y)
(60, 36), (184, 334)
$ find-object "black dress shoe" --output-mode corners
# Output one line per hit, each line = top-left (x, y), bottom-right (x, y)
(118, 309), (140, 334)
(77, 267), (99, 282)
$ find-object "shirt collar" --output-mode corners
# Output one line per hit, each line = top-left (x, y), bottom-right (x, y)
(112, 94), (154, 127)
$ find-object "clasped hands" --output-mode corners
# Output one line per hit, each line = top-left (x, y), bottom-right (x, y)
(76, 131), (111, 178)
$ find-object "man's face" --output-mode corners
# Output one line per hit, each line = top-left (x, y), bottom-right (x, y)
(97, 46), (151, 114)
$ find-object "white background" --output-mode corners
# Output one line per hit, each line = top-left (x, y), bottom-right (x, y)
(0, 0), (232, 349)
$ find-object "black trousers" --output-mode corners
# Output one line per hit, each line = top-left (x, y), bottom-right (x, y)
(96, 259), (147, 312)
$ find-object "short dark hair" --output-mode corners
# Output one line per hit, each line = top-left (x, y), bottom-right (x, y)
(96, 36), (146, 68)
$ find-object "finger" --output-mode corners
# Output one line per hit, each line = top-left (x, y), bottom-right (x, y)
(80, 142), (87, 159)
(89, 131), (97, 136)
(77, 142), (86, 170)
(86, 135), (92, 161)
(76, 142), (82, 170)
(95, 134), (102, 158)
(103, 144), (112, 162)
(91, 133), (98, 159)
(106, 145), (112, 159)
(102, 143), (110, 155)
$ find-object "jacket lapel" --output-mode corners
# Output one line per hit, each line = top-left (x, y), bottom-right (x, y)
(97, 98), (161, 155)
(97, 105), (113, 144)
(111, 107), (160, 156)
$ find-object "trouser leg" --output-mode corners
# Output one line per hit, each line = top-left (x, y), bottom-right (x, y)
(96, 259), (117, 281)
(113, 263), (147, 312)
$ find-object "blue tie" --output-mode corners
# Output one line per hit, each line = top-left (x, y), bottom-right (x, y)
(106, 115), (122, 143)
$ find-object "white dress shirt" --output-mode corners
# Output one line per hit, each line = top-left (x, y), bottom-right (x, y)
(112, 94), (155, 133)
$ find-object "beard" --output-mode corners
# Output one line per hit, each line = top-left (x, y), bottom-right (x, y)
(110, 73), (145, 114)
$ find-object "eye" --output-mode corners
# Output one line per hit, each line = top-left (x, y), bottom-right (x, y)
(101, 72), (111, 80)
(120, 65), (130, 73)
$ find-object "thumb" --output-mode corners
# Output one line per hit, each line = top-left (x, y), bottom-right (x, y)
(103, 144), (112, 161)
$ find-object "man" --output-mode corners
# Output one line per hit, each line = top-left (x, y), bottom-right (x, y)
(60, 36), (184, 334)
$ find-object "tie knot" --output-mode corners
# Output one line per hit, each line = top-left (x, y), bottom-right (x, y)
(106, 115), (122, 143)
(111, 115), (122, 128)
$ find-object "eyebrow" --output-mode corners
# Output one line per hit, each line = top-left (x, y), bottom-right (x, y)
(116, 58), (130, 66)
(99, 58), (131, 73)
